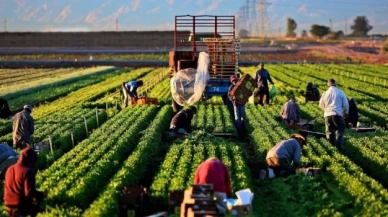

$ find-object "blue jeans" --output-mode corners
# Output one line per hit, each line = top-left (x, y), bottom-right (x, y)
(234, 104), (246, 129)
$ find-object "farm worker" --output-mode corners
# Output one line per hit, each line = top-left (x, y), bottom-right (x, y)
(13, 105), (34, 150)
(255, 63), (274, 106)
(345, 97), (359, 128)
(264, 134), (307, 178)
(280, 95), (300, 126)
(4, 147), (47, 217)
(122, 80), (144, 108)
(194, 157), (232, 214)
(0, 98), (12, 120)
(228, 75), (246, 130)
(305, 82), (320, 102)
(171, 98), (183, 115)
(169, 106), (197, 135)
(0, 144), (19, 180)
(319, 78), (349, 148)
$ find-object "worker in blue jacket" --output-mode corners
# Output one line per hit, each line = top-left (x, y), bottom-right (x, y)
(122, 80), (143, 108)
(255, 63), (274, 106)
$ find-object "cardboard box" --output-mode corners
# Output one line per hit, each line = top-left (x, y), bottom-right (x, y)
(230, 74), (257, 104)
(228, 204), (252, 216)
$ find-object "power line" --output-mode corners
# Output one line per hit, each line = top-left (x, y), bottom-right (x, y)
(266, 2), (388, 13)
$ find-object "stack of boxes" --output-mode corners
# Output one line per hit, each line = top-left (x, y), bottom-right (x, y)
(180, 184), (218, 217)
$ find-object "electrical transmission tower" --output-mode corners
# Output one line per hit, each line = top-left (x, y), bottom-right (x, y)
(250, 0), (260, 37)
(244, 0), (251, 34)
(258, 0), (271, 38)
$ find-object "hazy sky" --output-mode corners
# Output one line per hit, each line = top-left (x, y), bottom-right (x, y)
(0, 0), (387, 35)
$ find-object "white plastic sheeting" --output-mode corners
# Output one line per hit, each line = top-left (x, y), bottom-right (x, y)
(170, 52), (210, 106)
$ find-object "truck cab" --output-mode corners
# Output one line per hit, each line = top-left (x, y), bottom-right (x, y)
(169, 15), (240, 103)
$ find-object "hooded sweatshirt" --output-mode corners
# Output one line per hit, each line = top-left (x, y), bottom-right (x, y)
(4, 147), (43, 207)
(194, 158), (232, 197)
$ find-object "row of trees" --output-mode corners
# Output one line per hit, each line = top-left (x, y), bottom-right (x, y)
(239, 16), (373, 39)
(287, 16), (373, 39)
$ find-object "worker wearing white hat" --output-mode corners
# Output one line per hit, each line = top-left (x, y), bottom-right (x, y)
(12, 105), (34, 150)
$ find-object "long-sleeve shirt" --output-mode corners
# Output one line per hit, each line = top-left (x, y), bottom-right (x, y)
(280, 99), (300, 122)
(227, 84), (244, 106)
(125, 81), (140, 98)
(194, 158), (232, 197)
(266, 139), (302, 166)
(170, 109), (194, 133)
(0, 144), (18, 164)
(12, 111), (34, 145)
(319, 86), (349, 117)
(4, 148), (44, 207)
(255, 69), (274, 89)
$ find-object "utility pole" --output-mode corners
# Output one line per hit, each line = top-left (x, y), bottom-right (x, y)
(345, 17), (347, 36)
(115, 18), (119, 31)
(278, 27), (281, 38)
(4, 18), (6, 32)
(329, 19), (333, 32)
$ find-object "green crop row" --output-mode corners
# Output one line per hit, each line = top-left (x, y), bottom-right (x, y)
(81, 106), (173, 216)
(0, 68), (76, 86)
(0, 107), (107, 169)
(245, 104), (388, 216)
(36, 105), (159, 216)
(1, 66), (116, 99)
(92, 67), (167, 107)
(148, 78), (172, 102)
(149, 131), (253, 207)
(192, 104), (237, 134)
(7, 69), (121, 112)
(32, 68), (152, 119)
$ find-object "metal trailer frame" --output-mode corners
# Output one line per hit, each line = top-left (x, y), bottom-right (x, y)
(170, 15), (239, 100)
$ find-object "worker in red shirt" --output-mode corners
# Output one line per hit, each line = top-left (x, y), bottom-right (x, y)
(194, 158), (232, 214)
(4, 147), (47, 217)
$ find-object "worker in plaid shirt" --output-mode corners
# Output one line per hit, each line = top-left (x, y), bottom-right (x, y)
(280, 96), (300, 125)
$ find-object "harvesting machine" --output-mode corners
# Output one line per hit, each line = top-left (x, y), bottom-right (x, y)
(169, 15), (241, 105)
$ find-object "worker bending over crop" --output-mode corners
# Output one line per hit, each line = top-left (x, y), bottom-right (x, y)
(194, 157), (232, 214)
(228, 75), (246, 131)
(0, 98), (12, 120)
(4, 147), (47, 217)
(305, 82), (320, 102)
(255, 63), (274, 106)
(169, 106), (197, 135)
(0, 144), (18, 180)
(264, 134), (307, 178)
(280, 95), (300, 126)
(122, 80), (143, 108)
(345, 97), (358, 128)
(13, 105), (34, 150)
(319, 79), (348, 148)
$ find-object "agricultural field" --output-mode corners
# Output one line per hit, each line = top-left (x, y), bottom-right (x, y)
(0, 64), (388, 217)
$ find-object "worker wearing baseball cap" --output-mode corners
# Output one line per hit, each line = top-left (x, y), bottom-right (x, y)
(264, 134), (307, 178)
(228, 75), (247, 132)
(12, 105), (34, 150)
